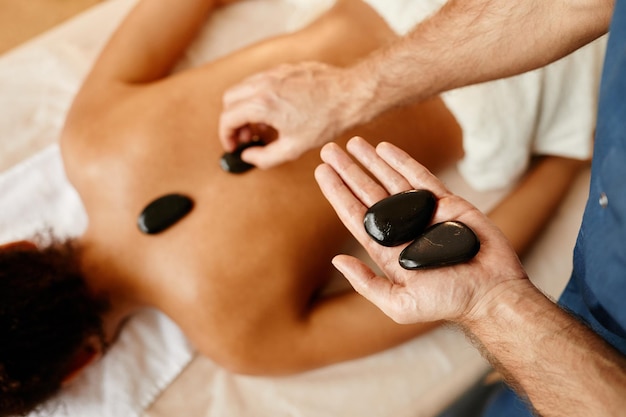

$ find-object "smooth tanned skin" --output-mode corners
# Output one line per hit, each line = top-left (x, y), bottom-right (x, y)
(56, 0), (586, 379)
(59, 0), (461, 375)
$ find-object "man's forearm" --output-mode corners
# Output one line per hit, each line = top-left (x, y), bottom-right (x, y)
(349, 0), (613, 121)
(462, 279), (626, 416)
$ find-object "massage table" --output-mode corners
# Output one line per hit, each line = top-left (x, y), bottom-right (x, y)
(0, 0), (604, 415)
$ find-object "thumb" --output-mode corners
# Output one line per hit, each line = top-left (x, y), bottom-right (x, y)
(241, 139), (302, 169)
(334, 255), (423, 324)
(332, 255), (406, 319)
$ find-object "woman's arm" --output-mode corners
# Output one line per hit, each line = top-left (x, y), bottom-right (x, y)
(202, 288), (439, 375)
(487, 155), (588, 257)
(84, 0), (222, 85)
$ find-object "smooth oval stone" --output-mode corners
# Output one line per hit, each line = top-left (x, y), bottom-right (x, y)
(220, 140), (266, 174)
(364, 189), (436, 247)
(138, 194), (194, 235)
(399, 221), (480, 270)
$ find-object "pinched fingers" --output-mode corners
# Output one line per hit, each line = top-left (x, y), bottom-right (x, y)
(219, 98), (272, 151)
(219, 68), (286, 151)
(241, 136), (301, 169)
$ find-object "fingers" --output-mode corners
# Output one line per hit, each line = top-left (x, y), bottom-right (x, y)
(219, 81), (275, 152)
(375, 142), (451, 198)
(331, 255), (412, 324)
(220, 65), (294, 152)
(315, 160), (407, 272)
(240, 138), (299, 169)
(345, 137), (413, 195)
(314, 163), (372, 246)
(320, 141), (389, 207)
(218, 106), (264, 152)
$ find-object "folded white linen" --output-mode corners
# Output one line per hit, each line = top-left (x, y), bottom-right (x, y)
(447, 37), (606, 191)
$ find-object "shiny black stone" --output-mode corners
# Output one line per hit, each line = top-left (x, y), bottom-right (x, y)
(220, 140), (266, 174)
(364, 189), (436, 247)
(138, 194), (194, 235)
(399, 221), (480, 270)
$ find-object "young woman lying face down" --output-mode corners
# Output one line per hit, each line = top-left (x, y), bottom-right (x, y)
(0, 0), (587, 415)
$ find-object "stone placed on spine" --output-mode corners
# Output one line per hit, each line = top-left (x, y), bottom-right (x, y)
(138, 193), (194, 235)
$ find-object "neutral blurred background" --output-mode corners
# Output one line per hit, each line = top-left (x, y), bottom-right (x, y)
(0, 0), (104, 53)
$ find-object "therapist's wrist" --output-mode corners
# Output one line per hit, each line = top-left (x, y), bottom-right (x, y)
(460, 277), (544, 336)
(337, 62), (389, 131)
(349, 44), (437, 125)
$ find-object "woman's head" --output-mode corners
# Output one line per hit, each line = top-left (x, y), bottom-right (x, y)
(0, 237), (109, 416)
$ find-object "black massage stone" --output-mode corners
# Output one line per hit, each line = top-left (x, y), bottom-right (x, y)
(364, 189), (436, 247)
(220, 140), (266, 174)
(399, 221), (480, 270)
(138, 193), (194, 235)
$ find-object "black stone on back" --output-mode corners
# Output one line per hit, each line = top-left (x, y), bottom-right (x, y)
(138, 193), (194, 235)
(364, 189), (436, 247)
(399, 221), (480, 270)
(220, 140), (266, 174)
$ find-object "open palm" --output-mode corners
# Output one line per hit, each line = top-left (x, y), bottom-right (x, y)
(315, 137), (528, 325)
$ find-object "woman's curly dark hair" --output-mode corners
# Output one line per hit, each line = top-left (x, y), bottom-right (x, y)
(0, 237), (109, 417)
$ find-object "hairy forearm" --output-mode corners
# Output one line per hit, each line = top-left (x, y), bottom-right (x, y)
(462, 280), (626, 416)
(348, 0), (613, 121)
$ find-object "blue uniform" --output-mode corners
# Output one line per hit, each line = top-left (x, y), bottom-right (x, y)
(560, 0), (626, 353)
(483, 1), (626, 415)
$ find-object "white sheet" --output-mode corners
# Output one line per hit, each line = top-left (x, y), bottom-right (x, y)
(447, 38), (606, 191)
(0, 0), (591, 416)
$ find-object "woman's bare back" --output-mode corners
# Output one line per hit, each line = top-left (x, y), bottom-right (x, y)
(60, 0), (461, 373)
